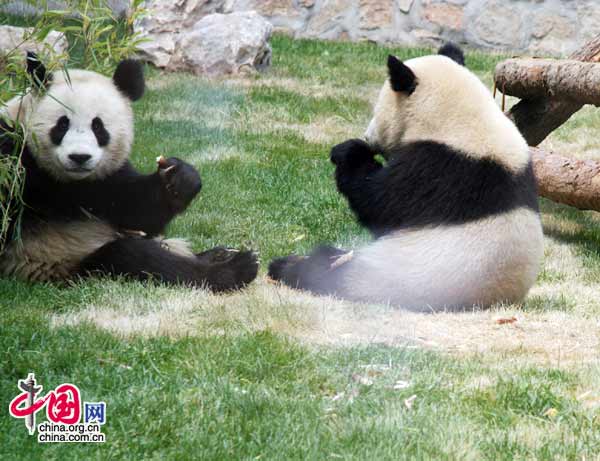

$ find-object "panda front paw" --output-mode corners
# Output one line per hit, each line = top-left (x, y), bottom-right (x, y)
(330, 139), (375, 169)
(158, 157), (202, 213)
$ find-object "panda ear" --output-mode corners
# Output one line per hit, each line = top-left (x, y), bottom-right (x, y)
(113, 59), (145, 101)
(26, 52), (51, 90)
(387, 55), (416, 94)
(438, 42), (465, 66)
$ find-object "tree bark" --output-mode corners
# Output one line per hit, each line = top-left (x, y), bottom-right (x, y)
(495, 59), (600, 106)
(530, 147), (600, 211)
(502, 34), (600, 147)
(491, 34), (600, 212)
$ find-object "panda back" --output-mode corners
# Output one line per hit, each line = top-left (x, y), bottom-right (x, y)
(363, 140), (539, 236)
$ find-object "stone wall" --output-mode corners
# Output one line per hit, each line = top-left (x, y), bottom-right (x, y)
(234, 0), (593, 56)
(4, 0), (596, 56)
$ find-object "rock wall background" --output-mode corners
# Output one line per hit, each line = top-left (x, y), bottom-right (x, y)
(3, 0), (596, 57)
(237, 0), (594, 56)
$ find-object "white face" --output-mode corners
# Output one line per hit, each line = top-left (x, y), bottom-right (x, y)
(364, 83), (409, 157)
(27, 70), (134, 182)
(46, 115), (105, 179)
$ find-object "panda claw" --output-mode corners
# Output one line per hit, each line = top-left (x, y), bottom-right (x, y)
(207, 249), (259, 292)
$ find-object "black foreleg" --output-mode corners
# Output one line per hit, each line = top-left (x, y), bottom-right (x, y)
(78, 238), (258, 292)
(330, 139), (386, 235)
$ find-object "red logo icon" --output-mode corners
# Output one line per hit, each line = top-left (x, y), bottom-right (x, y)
(9, 373), (81, 435)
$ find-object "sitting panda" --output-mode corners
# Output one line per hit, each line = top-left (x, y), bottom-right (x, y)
(269, 43), (544, 311)
(0, 54), (258, 291)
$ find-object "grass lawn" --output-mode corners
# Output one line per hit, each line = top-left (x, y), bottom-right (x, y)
(2, 33), (600, 460)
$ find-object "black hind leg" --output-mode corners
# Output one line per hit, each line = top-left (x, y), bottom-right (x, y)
(268, 245), (348, 294)
(78, 238), (258, 292)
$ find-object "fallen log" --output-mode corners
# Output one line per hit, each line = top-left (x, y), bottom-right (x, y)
(502, 34), (600, 146)
(493, 34), (600, 212)
(495, 59), (600, 106)
(531, 147), (600, 212)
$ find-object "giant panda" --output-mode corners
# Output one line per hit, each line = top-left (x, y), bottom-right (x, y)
(269, 43), (544, 311)
(0, 54), (258, 291)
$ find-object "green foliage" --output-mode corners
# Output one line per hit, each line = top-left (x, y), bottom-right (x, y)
(41, 0), (146, 74)
(0, 0), (144, 251)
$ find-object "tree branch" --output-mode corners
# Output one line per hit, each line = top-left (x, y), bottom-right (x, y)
(502, 34), (600, 147)
(495, 59), (600, 106)
(530, 147), (600, 211)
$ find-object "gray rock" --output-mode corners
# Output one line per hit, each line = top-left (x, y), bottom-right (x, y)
(134, 0), (234, 68)
(398, 0), (414, 14)
(359, 0), (394, 31)
(175, 11), (273, 75)
(304, 0), (354, 40)
(530, 11), (578, 57)
(465, 0), (527, 50)
(0, 25), (68, 58)
(577, 1), (600, 46)
(135, 5), (273, 75)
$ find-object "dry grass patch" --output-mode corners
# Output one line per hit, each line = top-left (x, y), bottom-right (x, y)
(244, 114), (364, 145)
(224, 75), (380, 103)
(52, 272), (600, 369)
(191, 145), (242, 162)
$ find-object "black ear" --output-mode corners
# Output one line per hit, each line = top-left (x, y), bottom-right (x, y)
(438, 42), (465, 66)
(26, 51), (51, 90)
(387, 55), (416, 94)
(113, 59), (145, 101)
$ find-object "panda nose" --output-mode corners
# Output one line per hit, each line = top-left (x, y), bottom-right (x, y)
(68, 153), (92, 166)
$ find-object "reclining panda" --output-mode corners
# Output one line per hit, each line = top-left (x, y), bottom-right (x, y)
(269, 44), (544, 311)
(0, 54), (258, 291)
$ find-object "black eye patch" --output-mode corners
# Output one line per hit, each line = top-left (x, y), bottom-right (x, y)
(49, 115), (70, 145)
(91, 117), (110, 147)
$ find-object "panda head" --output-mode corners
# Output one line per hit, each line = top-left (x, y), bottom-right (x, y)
(21, 54), (144, 181)
(364, 43), (528, 170)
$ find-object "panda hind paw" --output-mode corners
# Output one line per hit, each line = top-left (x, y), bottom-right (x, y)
(268, 255), (304, 282)
(206, 249), (259, 293)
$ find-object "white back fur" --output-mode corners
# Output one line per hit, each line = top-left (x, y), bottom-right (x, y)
(365, 55), (530, 172)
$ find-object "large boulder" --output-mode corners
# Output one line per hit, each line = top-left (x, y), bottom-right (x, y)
(134, 0), (232, 68)
(175, 12), (272, 75)
(135, 6), (273, 76)
(0, 25), (68, 59)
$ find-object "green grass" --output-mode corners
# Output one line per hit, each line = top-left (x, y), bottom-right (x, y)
(3, 318), (600, 460)
(2, 34), (600, 459)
